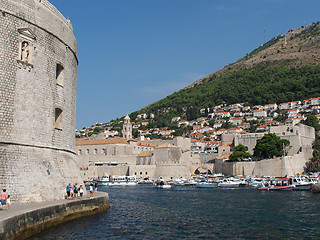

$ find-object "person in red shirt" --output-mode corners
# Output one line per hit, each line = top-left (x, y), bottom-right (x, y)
(1, 189), (6, 210)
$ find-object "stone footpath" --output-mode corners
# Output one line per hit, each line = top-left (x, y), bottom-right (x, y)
(0, 192), (110, 240)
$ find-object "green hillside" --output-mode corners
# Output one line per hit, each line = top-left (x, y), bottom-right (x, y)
(129, 22), (320, 122)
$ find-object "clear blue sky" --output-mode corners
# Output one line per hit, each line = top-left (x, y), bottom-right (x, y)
(49, 0), (320, 129)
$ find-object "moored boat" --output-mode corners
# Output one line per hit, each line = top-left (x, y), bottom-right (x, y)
(195, 181), (216, 188)
(258, 178), (294, 191)
(218, 178), (241, 188)
(155, 179), (171, 189)
(96, 174), (138, 186)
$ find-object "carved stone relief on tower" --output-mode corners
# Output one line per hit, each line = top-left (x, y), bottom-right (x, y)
(17, 28), (36, 70)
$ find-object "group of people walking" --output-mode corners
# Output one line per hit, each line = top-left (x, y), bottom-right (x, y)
(66, 183), (84, 199)
(1, 189), (11, 210)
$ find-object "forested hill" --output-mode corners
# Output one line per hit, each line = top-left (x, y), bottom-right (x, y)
(130, 22), (320, 122)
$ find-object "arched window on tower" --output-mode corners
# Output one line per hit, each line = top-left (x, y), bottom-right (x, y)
(56, 63), (64, 87)
(55, 108), (62, 130)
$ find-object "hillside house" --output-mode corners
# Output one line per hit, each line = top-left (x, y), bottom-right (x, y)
(136, 113), (147, 120)
(208, 113), (215, 118)
(243, 106), (251, 111)
(287, 109), (299, 118)
(227, 127), (242, 134)
(303, 97), (320, 108)
(234, 112), (244, 117)
(216, 128), (227, 135)
(264, 103), (278, 111)
(213, 122), (223, 129)
(253, 110), (267, 118)
(178, 120), (189, 127)
(171, 117), (181, 122)
(265, 120), (280, 126)
(253, 105), (264, 110)
(201, 126), (214, 133)
(216, 112), (231, 119)
(229, 117), (243, 125)
(256, 125), (268, 132)
(279, 101), (301, 110)
(241, 122), (250, 130)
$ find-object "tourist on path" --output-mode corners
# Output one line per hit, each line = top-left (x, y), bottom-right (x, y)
(95, 181), (98, 191)
(70, 185), (74, 199)
(74, 183), (78, 198)
(1, 189), (6, 210)
(6, 195), (11, 210)
(89, 183), (94, 199)
(79, 185), (84, 199)
(66, 184), (71, 199)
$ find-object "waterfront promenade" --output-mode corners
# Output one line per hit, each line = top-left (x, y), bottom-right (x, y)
(0, 191), (110, 240)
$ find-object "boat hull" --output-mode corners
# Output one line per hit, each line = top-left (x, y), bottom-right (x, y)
(258, 185), (295, 191)
(195, 183), (216, 188)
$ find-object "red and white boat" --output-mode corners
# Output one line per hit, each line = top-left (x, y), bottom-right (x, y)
(258, 177), (295, 191)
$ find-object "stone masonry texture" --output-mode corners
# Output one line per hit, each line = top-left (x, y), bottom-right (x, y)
(0, 0), (83, 202)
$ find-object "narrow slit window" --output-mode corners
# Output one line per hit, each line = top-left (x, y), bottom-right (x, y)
(55, 108), (62, 130)
(56, 63), (64, 86)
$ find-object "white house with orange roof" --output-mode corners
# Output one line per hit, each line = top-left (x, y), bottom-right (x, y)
(234, 111), (244, 117)
(265, 120), (280, 126)
(264, 103), (278, 111)
(279, 101), (301, 110)
(227, 127), (242, 134)
(216, 128), (227, 135)
(229, 117), (243, 125)
(171, 117), (181, 122)
(253, 105), (264, 110)
(201, 126), (214, 133)
(287, 109), (299, 118)
(246, 116), (257, 121)
(178, 120), (189, 127)
(241, 122), (250, 130)
(303, 97), (320, 108)
(216, 112), (230, 119)
(213, 122), (223, 129)
(243, 106), (251, 111)
(256, 125), (268, 132)
(253, 110), (267, 117)
(208, 113), (215, 118)
(141, 121), (149, 126)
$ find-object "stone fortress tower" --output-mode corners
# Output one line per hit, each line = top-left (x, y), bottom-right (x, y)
(0, 0), (83, 202)
(122, 114), (133, 141)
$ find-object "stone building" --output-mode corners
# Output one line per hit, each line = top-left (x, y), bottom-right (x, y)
(0, 0), (82, 202)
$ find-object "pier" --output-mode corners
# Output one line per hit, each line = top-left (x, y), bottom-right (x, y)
(0, 192), (110, 240)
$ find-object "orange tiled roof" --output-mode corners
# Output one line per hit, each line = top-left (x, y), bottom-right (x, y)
(137, 142), (158, 147)
(138, 151), (154, 157)
(76, 136), (128, 146)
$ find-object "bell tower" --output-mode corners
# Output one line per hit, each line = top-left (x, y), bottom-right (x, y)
(122, 114), (132, 141)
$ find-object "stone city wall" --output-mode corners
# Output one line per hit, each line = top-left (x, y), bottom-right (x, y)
(218, 154), (308, 177)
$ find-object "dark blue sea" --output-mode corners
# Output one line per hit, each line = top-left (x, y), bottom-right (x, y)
(29, 185), (320, 239)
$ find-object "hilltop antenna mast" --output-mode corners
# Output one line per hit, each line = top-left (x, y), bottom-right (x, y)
(264, 26), (267, 43)
(284, 33), (287, 45)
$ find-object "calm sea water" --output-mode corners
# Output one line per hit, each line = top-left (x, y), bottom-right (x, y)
(29, 185), (320, 240)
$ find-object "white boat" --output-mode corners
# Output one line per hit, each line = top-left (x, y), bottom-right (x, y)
(185, 179), (197, 185)
(218, 178), (241, 188)
(96, 174), (138, 186)
(173, 178), (186, 186)
(195, 181), (216, 188)
(248, 178), (263, 188)
(155, 179), (171, 189)
(138, 178), (154, 184)
(289, 176), (312, 191)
